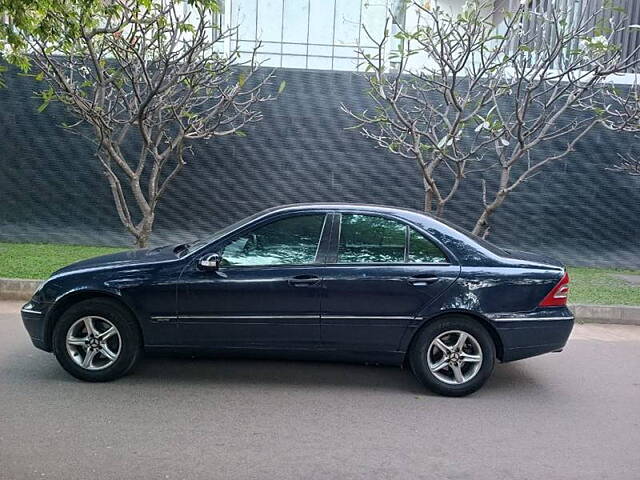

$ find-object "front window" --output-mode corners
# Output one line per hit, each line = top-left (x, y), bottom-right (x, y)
(337, 214), (448, 264)
(220, 214), (327, 266)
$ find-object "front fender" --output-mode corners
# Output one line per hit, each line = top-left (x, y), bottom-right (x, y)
(38, 286), (132, 352)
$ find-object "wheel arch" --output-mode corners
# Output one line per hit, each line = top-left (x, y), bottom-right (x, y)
(44, 290), (143, 351)
(403, 310), (504, 364)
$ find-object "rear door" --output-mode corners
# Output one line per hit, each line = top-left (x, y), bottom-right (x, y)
(320, 213), (460, 351)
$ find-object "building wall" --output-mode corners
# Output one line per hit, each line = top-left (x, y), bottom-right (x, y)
(0, 67), (639, 268)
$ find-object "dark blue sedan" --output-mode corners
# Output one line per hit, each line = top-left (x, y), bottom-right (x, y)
(21, 204), (573, 396)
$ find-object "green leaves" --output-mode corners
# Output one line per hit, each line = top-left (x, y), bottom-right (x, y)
(278, 80), (286, 94)
(36, 86), (55, 112)
(177, 22), (196, 34)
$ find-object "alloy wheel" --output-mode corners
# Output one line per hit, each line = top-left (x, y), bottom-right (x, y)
(427, 330), (483, 385)
(65, 316), (122, 371)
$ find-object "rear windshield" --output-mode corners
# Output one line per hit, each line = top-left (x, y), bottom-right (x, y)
(434, 217), (508, 256)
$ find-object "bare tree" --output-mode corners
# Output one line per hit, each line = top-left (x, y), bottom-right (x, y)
(591, 77), (640, 175)
(343, 0), (640, 237)
(610, 151), (640, 175)
(15, 0), (282, 248)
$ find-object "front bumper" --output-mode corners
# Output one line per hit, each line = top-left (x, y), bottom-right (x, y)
(488, 309), (574, 362)
(21, 302), (51, 351)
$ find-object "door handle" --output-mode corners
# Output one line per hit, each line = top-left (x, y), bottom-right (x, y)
(288, 275), (321, 287)
(407, 275), (439, 286)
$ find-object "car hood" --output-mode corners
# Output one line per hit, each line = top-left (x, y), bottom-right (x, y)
(51, 245), (180, 277)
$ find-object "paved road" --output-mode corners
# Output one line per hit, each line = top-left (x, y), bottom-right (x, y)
(1, 301), (639, 480)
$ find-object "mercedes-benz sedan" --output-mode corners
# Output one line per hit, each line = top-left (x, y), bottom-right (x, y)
(21, 204), (573, 396)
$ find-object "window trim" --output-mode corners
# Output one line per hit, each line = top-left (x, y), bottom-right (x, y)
(328, 211), (453, 266)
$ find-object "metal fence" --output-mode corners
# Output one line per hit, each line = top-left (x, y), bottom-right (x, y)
(0, 67), (639, 268)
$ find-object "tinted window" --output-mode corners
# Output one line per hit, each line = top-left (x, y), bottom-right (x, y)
(221, 214), (326, 266)
(337, 214), (448, 264)
(338, 214), (406, 263)
(409, 229), (448, 263)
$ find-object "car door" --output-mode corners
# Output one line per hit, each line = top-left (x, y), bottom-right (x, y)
(320, 212), (461, 351)
(176, 212), (331, 349)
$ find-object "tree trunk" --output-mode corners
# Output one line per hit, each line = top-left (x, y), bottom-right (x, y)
(134, 214), (155, 249)
(472, 209), (492, 238)
(472, 193), (507, 238)
(135, 233), (150, 249)
(423, 178), (433, 213)
(423, 176), (447, 217)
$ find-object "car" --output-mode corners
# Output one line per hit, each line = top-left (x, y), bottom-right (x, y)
(20, 203), (573, 396)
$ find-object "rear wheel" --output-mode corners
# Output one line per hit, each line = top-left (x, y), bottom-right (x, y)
(52, 298), (142, 382)
(409, 316), (495, 397)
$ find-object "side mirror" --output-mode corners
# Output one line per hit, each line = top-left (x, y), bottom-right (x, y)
(199, 253), (221, 271)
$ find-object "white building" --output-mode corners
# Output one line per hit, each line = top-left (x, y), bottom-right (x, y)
(220, 0), (640, 72)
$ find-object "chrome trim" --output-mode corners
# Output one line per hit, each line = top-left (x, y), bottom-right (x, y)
(323, 315), (414, 320)
(152, 315), (320, 320)
(151, 314), (414, 320)
(488, 316), (575, 322)
(21, 305), (43, 315)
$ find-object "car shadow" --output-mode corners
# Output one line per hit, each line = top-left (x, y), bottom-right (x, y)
(3, 345), (549, 397)
(126, 354), (549, 397)
(133, 354), (426, 393)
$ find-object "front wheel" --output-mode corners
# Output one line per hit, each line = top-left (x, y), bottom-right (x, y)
(409, 316), (496, 397)
(52, 298), (142, 382)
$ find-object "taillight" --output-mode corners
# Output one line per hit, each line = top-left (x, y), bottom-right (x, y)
(539, 272), (570, 307)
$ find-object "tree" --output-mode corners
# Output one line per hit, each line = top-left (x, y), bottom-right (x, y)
(343, 0), (640, 237)
(1, 0), (282, 248)
(591, 76), (640, 175)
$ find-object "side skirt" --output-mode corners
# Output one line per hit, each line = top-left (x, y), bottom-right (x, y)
(143, 345), (406, 366)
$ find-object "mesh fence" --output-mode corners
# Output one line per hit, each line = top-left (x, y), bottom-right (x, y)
(0, 68), (639, 268)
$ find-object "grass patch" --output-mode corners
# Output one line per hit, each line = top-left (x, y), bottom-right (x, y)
(0, 242), (128, 280)
(568, 266), (640, 306)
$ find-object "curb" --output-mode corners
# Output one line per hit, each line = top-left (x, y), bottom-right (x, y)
(569, 304), (640, 326)
(0, 278), (42, 301)
(1, 277), (639, 326)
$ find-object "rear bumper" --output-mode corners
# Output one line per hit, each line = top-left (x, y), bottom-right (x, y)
(21, 302), (51, 352)
(488, 310), (574, 362)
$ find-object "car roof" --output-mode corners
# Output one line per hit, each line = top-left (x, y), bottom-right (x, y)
(262, 202), (429, 217)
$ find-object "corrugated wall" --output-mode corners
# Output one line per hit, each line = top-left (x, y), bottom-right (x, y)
(0, 68), (639, 268)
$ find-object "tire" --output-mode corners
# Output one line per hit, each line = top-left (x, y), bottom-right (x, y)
(409, 316), (496, 397)
(52, 298), (142, 382)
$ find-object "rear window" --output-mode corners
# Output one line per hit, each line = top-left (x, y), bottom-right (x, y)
(433, 217), (507, 256)
(337, 214), (448, 264)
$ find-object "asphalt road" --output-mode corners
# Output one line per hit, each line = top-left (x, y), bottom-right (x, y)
(1, 301), (639, 480)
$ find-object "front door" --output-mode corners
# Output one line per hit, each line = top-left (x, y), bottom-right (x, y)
(177, 213), (331, 349)
(321, 213), (461, 351)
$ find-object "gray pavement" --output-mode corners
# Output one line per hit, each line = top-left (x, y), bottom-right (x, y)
(1, 300), (639, 480)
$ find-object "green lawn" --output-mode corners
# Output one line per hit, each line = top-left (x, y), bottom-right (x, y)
(0, 242), (127, 280)
(567, 266), (640, 306)
(0, 242), (639, 306)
